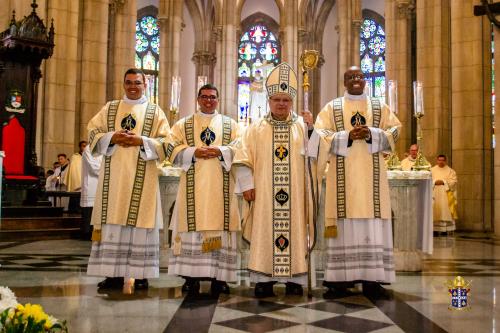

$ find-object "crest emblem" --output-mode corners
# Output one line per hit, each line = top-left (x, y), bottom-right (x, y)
(200, 127), (216, 146)
(5, 89), (26, 113)
(446, 276), (471, 310)
(350, 111), (366, 127)
(275, 234), (289, 251)
(275, 189), (289, 206)
(121, 114), (137, 130)
(275, 145), (288, 161)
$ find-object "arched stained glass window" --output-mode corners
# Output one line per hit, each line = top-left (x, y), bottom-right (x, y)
(237, 18), (281, 125)
(360, 11), (385, 98)
(135, 11), (159, 103)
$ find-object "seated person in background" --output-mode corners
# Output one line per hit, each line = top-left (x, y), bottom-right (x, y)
(401, 144), (418, 171)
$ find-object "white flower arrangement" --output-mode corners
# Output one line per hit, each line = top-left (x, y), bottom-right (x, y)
(0, 287), (18, 313)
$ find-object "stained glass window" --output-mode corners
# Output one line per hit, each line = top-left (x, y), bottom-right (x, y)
(360, 15), (386, 98)
(237, 23), (281, 125)
(135, 14), (159, 103)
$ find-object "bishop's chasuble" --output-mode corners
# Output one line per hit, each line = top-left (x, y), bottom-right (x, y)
(234, 114), (314, 279)
(88, 99), (170, 231)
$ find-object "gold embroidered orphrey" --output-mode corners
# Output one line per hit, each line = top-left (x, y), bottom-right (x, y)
(272, 122), (292, 277)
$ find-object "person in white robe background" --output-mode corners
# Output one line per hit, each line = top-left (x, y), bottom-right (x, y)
(431, 154), (458, 234)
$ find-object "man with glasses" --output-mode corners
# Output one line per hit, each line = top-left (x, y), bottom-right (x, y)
(166, 84), (241, 296)
(86, 68), (171, 291)
(310, 66), (401, 298)
(234, 62), (315, 298)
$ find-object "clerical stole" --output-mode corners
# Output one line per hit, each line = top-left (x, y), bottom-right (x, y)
(315, 97), (401, 226)
(165, 112), (240, 233)
(234, 115), (314, 278)
(88, 100), (170, 230)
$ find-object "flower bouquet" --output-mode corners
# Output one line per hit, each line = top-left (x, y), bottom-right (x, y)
(0, 287), (67, 333)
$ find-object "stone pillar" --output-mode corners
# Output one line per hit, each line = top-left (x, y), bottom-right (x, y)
(158, 0), (183, 124)
(494, 26), (500, 237)
(337, 0), (362, 95)
(77, 0), (109, 144)
(385, 0), (415, 155)
(192, 51), (216, 83)
(416, 0), (451, 160)
(41, 0), (80, 168)
(216, 1), (238, 119)
(281, 0), (299, 69)
(108, 0), (136, 100)
(451, 0), (492, 231)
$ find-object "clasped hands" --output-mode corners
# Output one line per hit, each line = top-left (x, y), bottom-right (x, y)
(111, 130), (143, 148)
(194, 146), (222, 159)
(349, 125), (371, 141)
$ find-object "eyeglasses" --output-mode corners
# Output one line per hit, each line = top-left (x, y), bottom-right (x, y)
(124, 80), (144, 86)
(270, 98), (292, 103)
(346, 74), (364, 80)
(199, 95), (218, 100)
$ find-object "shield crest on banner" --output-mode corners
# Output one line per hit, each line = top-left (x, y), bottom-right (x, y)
(5, 89), (26, 113)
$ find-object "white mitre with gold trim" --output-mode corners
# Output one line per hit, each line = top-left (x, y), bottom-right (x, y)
(265, 62), (298, 99)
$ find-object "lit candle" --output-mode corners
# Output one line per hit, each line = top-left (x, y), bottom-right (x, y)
(413, 81), (424, 117)
(170, 76), (181, 111)
(387, 80), (398, 115)
(197, 76), (207, 93)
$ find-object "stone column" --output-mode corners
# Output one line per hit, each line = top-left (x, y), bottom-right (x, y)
(336, 0), (362, 95)
(451, 1), (492, 231)
(108, 0), (136, 100)
(192, 51), (216, 83)
(77, 0), (109, 143)
(385, 0), (415, 155)
(494, 25), (500, 237)
(281, 0), (299, 69)
(158, 0), (183, 124)
(216, 0), (238, 119)
(41, 0), (80, 168)
(416, 0), (451, 160)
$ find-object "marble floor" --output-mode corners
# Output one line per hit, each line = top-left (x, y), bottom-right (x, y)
(0, 233), (499, 333)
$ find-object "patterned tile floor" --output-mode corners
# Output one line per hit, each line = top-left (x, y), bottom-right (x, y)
(1, 234), (500, 332)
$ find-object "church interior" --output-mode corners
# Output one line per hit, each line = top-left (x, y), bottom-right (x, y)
(1, 0), (500, 332)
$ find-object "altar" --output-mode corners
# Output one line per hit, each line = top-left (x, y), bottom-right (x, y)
(388, 170), (433, 271)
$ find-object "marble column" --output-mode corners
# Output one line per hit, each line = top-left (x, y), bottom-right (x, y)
(451, 0), (492, 231)
(385, 0), (415, 155)
(159, 0), (183, 124)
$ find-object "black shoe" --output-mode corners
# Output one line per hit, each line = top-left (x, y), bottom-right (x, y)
(322, 281), (352, 299)
(285, 282), (303, 296)
(134, 279), (149, 290)
(97, 277), (124, 289)
(363, 281), (391, 299)
(182, 278), (200, 296)
(211, 280), (230, 295)
(254, 282), (276, 298)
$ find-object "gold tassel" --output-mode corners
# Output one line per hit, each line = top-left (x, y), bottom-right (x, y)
(91, 229), (102, 242)
(324, 226), (338, 238)
(202, 237), (222, 253)
(173, 235), (181, 256)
